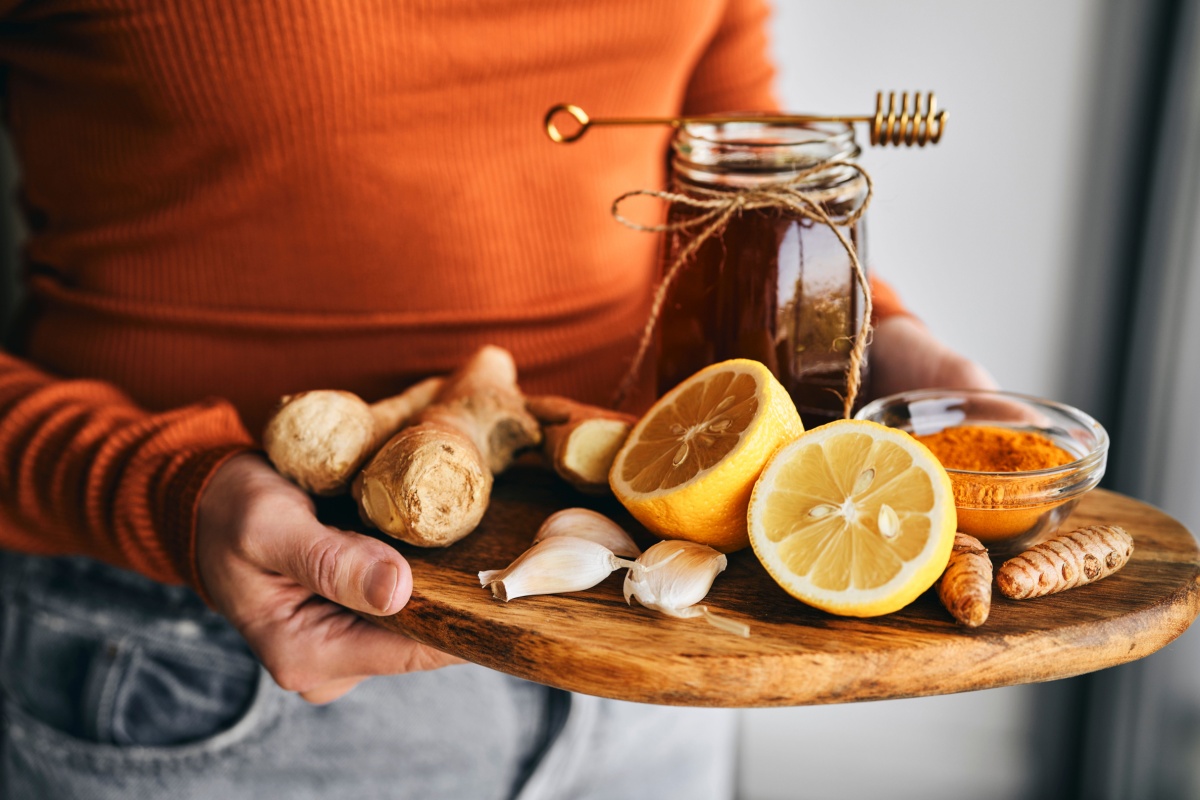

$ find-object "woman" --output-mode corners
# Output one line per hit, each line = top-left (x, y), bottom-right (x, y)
(0, 1), (993, 797)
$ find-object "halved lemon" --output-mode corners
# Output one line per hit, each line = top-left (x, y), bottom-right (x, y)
(609, 359), (803, 552)
(748, 419), (956, 617)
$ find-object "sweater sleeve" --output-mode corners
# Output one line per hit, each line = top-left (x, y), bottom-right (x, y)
(0, 350), (254, 590)
(869, 276), (911, 323)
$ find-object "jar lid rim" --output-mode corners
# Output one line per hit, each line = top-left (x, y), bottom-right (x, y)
(672, 118), (861, 186)
(673, 117), (860, 174)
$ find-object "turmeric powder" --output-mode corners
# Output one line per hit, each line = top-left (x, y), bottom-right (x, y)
(915, 425), (1075, 473)
(915, 425), (1080, 546)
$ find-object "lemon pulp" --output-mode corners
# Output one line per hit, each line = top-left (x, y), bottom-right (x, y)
(749, 420), (956, 616)
(610, 359), (803, 552)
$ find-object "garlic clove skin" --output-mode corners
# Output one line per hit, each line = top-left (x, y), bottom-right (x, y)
(532, 507), (642, 558)
(670, 605), (751, 638)
(623, 540), (747, 636)
(479, 536), (633, 602)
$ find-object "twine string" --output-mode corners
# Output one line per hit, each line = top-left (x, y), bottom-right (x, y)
(613, 160), (874, 418)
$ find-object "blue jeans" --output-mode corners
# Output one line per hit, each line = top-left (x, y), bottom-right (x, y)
(0, 552), (735, 799)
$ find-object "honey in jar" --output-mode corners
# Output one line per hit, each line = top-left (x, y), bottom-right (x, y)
(655, 120), (870, 428)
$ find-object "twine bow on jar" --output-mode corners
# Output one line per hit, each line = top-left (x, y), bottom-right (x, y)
(612, 160), (875, 417)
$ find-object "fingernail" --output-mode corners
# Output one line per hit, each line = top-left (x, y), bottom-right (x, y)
(364, 562), (400, 612)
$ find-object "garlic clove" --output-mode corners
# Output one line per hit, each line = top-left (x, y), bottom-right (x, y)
(532, 507), (642, 557)
(623, 540), (725, 609)
(623, 540), (748, 636)
(478, 536), (634, 602)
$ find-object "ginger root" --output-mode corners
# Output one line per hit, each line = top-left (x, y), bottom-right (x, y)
(262, 377), (443, 495)
(936, 533), (992, 627)
(354, 345), (541, 547)
(526, 395), (635, 494)
(997, 525), (1133, 599)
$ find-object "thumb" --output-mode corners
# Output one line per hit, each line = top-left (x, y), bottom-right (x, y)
(266, 521), (414, 616)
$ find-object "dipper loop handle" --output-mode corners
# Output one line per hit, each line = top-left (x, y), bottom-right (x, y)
(544, 92), (947, 147)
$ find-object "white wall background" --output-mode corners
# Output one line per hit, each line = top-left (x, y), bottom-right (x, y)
(737, 2), (1100, 798)
(765, 0), (1097, 397)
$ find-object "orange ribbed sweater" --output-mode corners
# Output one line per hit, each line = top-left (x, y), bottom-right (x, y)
(0, 0), (905, 593)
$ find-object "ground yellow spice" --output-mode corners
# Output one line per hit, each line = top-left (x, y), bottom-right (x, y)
(915, 425), (1075, 473)
(914, 425), (1079, 545)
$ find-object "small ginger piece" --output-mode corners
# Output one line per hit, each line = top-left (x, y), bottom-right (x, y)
(354, 345), (542, 547)
(997, 525), (1133, 599)
(936, 533), (992, 627)
(262, 377), (444, 495)
(526, 395), (635, 494)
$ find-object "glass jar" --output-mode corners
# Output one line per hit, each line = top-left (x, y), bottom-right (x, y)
(655, 119), (870, 428)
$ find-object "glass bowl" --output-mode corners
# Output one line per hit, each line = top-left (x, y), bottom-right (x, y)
(854, 389), (1109, 557)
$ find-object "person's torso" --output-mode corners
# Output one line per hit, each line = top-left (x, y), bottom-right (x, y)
(0, 0), (733, 427)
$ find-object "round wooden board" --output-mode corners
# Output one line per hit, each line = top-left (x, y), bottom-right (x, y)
(338, 468), (1200, 708)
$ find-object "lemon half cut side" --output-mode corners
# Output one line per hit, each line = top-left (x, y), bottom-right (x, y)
(748, 419), (957, 617)
(609, 359), (804, 553)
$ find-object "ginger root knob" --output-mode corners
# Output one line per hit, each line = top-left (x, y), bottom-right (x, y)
(357, 423), (492, 547)
(262, 377), (442, 496)
(354, 345), (541, 547)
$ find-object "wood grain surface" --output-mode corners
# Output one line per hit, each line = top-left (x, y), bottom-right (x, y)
(323, 467), (1200, 708)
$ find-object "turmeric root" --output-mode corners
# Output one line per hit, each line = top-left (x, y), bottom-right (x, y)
(526, 395), (635, 494)
(997, 525), (1133, 599)
(262, 377), (443, 495)
(354, 345), (542, 547)
(936, 533), (992, 627)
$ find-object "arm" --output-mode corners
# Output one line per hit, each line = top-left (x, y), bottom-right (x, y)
(869, 315), (999, 395)
(865, 278), (998, 392)
(0, 350), (252, 586)
(0, 352), (457, 704)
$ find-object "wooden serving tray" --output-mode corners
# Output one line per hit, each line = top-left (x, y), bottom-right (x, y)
(345, 468), (1200, 707)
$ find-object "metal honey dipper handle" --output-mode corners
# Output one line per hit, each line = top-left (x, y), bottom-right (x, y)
(545, 91), (946, 147)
